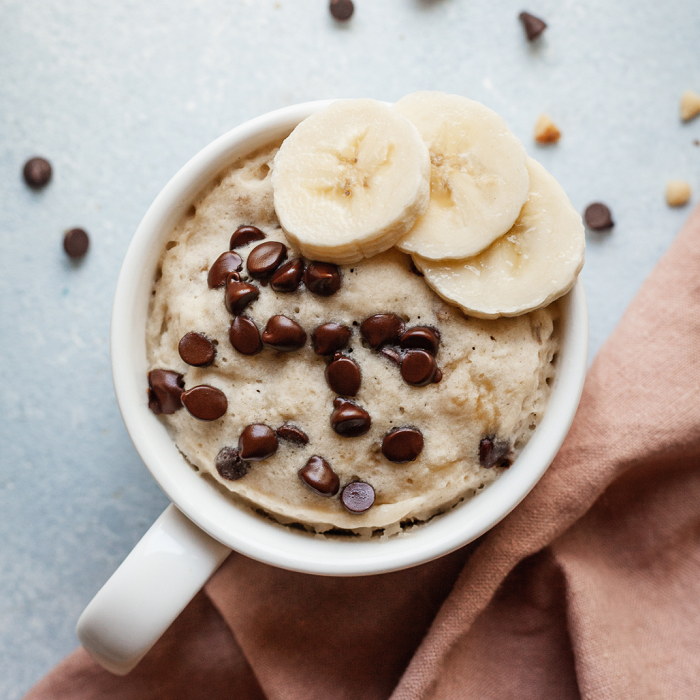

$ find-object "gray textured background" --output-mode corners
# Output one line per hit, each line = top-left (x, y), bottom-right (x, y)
(1, 0), (699, 696)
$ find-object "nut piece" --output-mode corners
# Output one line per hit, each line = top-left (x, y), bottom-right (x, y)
(534, 114), (561, 144)
(666, 180), (691, 207)
(680, 90), (700, 123)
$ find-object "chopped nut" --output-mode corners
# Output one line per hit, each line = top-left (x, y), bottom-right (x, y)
(680, 90), (700, 122)
(666, 180), (691, 207)
(534, 114), (561, 144)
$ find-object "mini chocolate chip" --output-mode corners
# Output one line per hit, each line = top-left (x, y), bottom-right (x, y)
(380, 347), (402, 366)
(330, 0), (354, 21)
(23, 157), (52, 188)
(247, 241), (288, 279)
(360, 314), (405, 349)
(215, 447), (249, 481)
(311, 322), (352, 355)
(341, 481), (375, 513)
(330, 398), (371, 437)
(208, 251), (243, 288)
(326, 353), (361, 396)
(519, 11), (547, 41)
(178, 332), (216, 367)
(584, 203), (614, 230)
(181, 385), (228, 421)
(238, 424), (278, 461)
(262, 315), (307, 351)
(276, 424), (309, 445)
(304, 261), (341, 296)
(230, 225), (266, 249)
(479, 436), (511, 468)
(400, 326), (440, 355)
(382, 427), (424, 463)
(433, 368), (443, 384)
(225, 278), (259, 315)
(229, 315), (262, 355)
(299, 456), (340, 496)
(63, 228), (89, 259)
(270, 258), (305, 292)
(401, 349), (438, 386)
(147, 369), (184, 415)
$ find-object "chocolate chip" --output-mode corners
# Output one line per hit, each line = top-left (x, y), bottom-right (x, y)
(326, 353), (361, 396)
(230, 225), (266, 249)
(519, 11), (547, 41)
(270, 258), (305, 292)
(215, 447), (249, 481)
(208, 251), (243, 288)
(433, 368), (443, 384)
(229, 315), (262, 355)
(225, 277), (259, 315)
(400, 326), (440, 355)
(276, 424), (309, 445)
(63, 228), (89, 259)
(360, 314), (405, 349)
(299, 456), (340, 496)
(238, 424), (278, 461)
(247, 241), (288, 279)
(330, 0), (354, 21)
(479, 436), (512, 468)
(584, 203), (614, 230)
(341, 481), (375, 513)
(304, 261), (341, 296)
(401, 349), (438, 386)
(147, 369), (184, 415)
(178, 332), (216, 367)
(23, 157), (52, 189)
(380, 347), (402, 366)
(330, 398), (371, 437)
(409, 259), (424, 277)
(311, 322), (352, 355)
(262, 315), (307, 351)
(181, 385), (228, 421)
(382, 427), (424, 463)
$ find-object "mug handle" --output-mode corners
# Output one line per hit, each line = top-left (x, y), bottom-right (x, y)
(76, 504), (231, 675)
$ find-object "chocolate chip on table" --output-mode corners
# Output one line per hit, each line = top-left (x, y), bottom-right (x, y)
(238, 424), (279, 461)
(23, 157), (52, 189)
(519, 11), (547, 41)
(63, 228), (90, 259)
(178, 332), (217, 367)
(208, 251), (243, 288)
(330, 0), (354, 21)
(330, 398), (371, 437)
(215, 447), (249, 481)
(382, 427), (424, 463)
(276, 424), (309, 445)
(304, 261), (341, 296)
(479, 436), (512, 468)
(341, 481), (375, 514)
(299, 456), (340, 496)
(229, 315), (262, 355)
(400, 327), (440, 356)
(147, 369), (184, 415)
(270, 258), (305, 292)
(380, 347), (402, 366)
(225, 277), (259, 315)
(326, 353), (361, 396)
(401, 349), (439, 386)
(360, 314), (405, 349)
(311, 322), (352, 356)
(247, 241), (288, 279)
(181, 385), (228, 421)
(584, 203), (614, 230)
(262, 315), (307, 351)
(230, 225), (266, 250)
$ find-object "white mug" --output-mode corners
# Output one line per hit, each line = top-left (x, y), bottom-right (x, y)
(77, 100), (588, 675)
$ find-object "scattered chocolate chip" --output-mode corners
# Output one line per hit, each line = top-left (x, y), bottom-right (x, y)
(401, 349), (438, 386)
(178, 332), (216, 367)
(262, 315), (307, 351)
(311, 322), (352, 355)
(400, 326), (440, 355)
(230, 225), (266, 249)
(276, 424), (309, 445)
(479, 436), (512, 468)
(238, 424), (278, 461)
(63, 228), (90, 259)
(360, 314), (405, 349)
(147, 369), (184, 415)
(208, 251), (243, 288)
(181, 385), (228, 421)
(330, 0), (354, 21)
(229, 315), (262, 355)
(380, 347), (402, 366)
(341, 481), (375, 513)
(326, 353), (361, 396)
(247, 241), (288, 279)
(215, 447), (249, 481)
(23, 157), (52, 188)
(409, 259), (424, 277)
(299, 456), (340, 496)
(304, 261), (341, 296)
(519, 11), (547, 41)
(330, 398), (371, 437)
(433, 368), (443, 384)
(584, 203), (614, 230)
(225, 277), (259, 315)
(270, 258), (305, 292)
(382, 427), (424, 463)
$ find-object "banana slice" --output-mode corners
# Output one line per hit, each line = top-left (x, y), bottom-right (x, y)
(393, 91), (530, 261)
(272, 99), (430, 265)
(412, 158), (584, 319)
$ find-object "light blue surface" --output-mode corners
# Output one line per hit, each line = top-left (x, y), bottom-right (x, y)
(1, 0), (699, 696)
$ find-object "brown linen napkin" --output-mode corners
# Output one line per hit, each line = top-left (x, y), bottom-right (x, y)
(25, 203), (700, 700)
